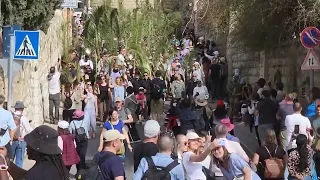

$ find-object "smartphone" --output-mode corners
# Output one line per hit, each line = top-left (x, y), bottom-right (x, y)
(294, 125), (299, 135)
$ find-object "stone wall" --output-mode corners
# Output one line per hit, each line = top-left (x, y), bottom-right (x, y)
(1, 10), (66, 125)
(226, 41), (320, 93)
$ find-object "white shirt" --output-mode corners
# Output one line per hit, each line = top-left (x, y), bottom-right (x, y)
(14, 113), (33, 139)
(79, 59), (93, 70)
(182, 152), (206, 180)
(193, 86), (209, 100)
(285, 113), (311, 148)
(117, 54), (125, 66)
(48, 72), (61, 94)
(200, 155), (211, 169)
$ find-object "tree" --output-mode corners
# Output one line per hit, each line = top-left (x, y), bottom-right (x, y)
(1, 0), (62, 32)
(84, 1), (182, 74)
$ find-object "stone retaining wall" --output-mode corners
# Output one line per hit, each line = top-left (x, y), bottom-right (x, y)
(0, 10), (65, 125)
(227, 41), (320, 93)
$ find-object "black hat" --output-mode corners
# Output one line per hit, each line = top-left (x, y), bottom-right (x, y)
(24, 125), (61, 155)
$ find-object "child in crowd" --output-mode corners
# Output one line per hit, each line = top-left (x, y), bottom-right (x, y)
(57, 120), (80, 172)
(136, 87), (147, 123)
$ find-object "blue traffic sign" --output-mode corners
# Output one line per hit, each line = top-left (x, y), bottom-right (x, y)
(2, 25), (21, 58)
(300, 27), (320, 49)
(14, 31), (40, 60)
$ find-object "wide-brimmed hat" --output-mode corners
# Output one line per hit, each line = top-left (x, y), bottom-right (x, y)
(12, 101), (26, 109)
(195, 98), (208, 106)
(72, 110), (85, 119)
(24, 125), (61, 155)
(220, 118), (235, 132)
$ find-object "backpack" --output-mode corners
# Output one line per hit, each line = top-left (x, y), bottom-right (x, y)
(142, 157), (179, 180)
(264, 146), (284, 178)
(12, 113), (23, 139)
(151, 81), (162, 100)
(73, 121), (88, 143)
(64, 92), (73, 109)
(76, 153), (116, 180)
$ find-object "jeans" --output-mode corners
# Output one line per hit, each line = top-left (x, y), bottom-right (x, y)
(10, 141), (26, 168)
(49, 93), (60, 120)
(76, 140), (88, 172)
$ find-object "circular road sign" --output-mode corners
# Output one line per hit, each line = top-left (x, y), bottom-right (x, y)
(300, 27), (320, 49)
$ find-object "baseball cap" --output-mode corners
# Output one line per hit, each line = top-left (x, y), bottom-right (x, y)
(103, 130), (125, 142)
(186, 132), (200, 140)
(216, 138), (227, 147)
(58, 120), (69, 129)
(115, 97), (122, 102)
(144, 120), (160, 138)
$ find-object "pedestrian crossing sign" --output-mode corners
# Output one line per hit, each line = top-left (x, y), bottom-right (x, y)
(14, 30), (40, 60)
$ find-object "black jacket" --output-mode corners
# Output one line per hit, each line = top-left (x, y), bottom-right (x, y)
(139, 78), (152, 99)
(131, 78), (140, 94)
(186, 80), (197, 97)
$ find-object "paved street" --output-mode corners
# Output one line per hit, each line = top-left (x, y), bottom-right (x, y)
(22, 101), (258, 179)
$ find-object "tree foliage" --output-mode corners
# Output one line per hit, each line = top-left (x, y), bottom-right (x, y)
(229, 0), (320, 51)
(1, 0), (62, 32)
(84, 0), (182, 74)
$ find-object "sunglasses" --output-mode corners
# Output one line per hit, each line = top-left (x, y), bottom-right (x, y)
(178, 141), (187, 146)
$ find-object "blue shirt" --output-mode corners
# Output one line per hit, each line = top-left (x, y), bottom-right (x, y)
(226, 134), (240, 143)
(219, 153), (261, 180)
(133, 153), (185, 180)
(69, 120), (89, 137)
(96, 151), (125, 180)
(103, 120), (124, 133)
(0, 108), (16, 146)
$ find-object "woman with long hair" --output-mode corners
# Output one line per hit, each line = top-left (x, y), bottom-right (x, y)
(288, 134), (313, 180)
(111, 77), (125, 107)
(212, 139), (261, 180)
(98, 75), (110, 122)
(84, 85), (98, 138)
(182, 132), (215, 180)
(98, 109), (132, 160)
(5, 125), (69, 180)
(62, 82), (76, 122)
(312, 127), (320, 178)
(252, 129), (286, 179)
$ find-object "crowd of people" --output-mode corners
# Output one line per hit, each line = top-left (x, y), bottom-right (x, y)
(0, 10), (320, 180)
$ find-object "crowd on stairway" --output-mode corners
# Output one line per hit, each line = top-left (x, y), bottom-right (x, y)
(1, 11), (320, 180)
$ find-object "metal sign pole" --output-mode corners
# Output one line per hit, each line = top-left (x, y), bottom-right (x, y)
(8, 36), (15, 110)
(310, 69), (315, 92)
